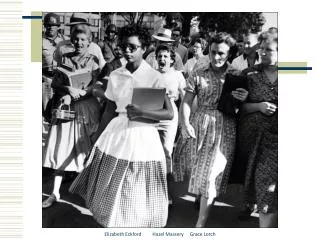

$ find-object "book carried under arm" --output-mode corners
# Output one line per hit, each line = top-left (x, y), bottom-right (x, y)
(131, 87), (166, 123)
(57, 64), (92, 90)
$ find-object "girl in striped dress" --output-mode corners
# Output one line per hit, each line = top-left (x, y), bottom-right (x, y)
(173, 32), (248, 227)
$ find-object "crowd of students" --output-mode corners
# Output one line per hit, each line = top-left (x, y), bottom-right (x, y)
(42, 12), (278, 228)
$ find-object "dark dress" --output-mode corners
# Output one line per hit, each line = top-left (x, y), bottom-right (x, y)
(238, 64), (278, 214)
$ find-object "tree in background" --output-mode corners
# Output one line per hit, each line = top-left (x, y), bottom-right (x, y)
(198, 12), (266, 39)
(100, 12), (266, 40)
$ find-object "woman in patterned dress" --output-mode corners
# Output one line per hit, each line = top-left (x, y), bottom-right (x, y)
(173, 32), (248, 227)
(238, 32), (278, 227)
(42, 25), (101, 208)
(69, 25), (173, 227)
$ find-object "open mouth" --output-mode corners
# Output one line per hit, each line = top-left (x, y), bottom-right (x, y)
(158, 62), (166, 68)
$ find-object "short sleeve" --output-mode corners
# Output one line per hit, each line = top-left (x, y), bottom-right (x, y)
(185, 70), (198, 94)
(90, 42), (106, 69)
(178, 71), (186, 91)
(105, 73), (115, 101)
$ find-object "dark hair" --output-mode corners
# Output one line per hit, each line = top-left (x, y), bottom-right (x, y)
(208, 32), (236, 48)
(70, 24), (92, 43)
(118, 24), (151, 49)
(155, 44), (176, 67)
(191, 37), (207, 50)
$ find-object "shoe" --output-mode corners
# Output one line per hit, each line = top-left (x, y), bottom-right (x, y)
(42, 194), (57, 208)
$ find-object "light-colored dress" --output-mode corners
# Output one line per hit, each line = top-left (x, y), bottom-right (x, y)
(158, 68), (186, 173)
(69, 60), (168, 227)
(173, 63), (236, 203)
(43, 52), (101, 172)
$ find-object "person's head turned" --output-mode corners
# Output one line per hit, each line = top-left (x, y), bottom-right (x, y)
(208, 32), (236, 68)
(155, 44), (176, 73)
(259, 32), (278, 66)
(70, 25), (92, 55)
(118, 24), (151, 63)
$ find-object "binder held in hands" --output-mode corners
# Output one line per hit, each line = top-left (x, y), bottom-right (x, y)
(131, 88), (166, 123)
(57, 65), (92, 90)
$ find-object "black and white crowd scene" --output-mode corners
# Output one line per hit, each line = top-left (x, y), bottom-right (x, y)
(42, 12), (278, 228)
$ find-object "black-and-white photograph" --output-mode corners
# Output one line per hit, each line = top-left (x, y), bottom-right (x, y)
(42, 12), (278, 228)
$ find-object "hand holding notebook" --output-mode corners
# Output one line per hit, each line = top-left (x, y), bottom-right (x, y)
(128, 88), (166, 123)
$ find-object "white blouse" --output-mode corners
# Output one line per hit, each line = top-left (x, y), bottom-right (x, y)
(105, 60), (165, 113)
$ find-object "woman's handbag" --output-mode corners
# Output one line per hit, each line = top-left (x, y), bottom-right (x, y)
(51, 101), (75, 123)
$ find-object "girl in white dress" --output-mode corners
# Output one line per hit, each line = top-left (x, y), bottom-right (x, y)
(70, 25), (173, 227)
(42, 25), (100, 208)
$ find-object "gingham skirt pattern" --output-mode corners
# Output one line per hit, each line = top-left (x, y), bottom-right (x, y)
(69, 147), (168, 227)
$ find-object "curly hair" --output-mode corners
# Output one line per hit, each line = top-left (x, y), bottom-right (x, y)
(70, 24), (92, 44)
(191, 37), (207, 50)
(118, 24), (151, 49)
(155, 44), (176, 67)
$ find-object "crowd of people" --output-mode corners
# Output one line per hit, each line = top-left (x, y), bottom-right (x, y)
(42, 12), (278, 228)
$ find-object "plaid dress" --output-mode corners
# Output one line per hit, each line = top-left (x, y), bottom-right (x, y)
(70, 61), (168, 227)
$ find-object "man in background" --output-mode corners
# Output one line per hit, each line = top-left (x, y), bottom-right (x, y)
(99, 24), (118, 63)
(231, 33), (260, 71)
(42, 13), (67, 118)
(146, 27), (184, 72)
(171, 27), (188, 65)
